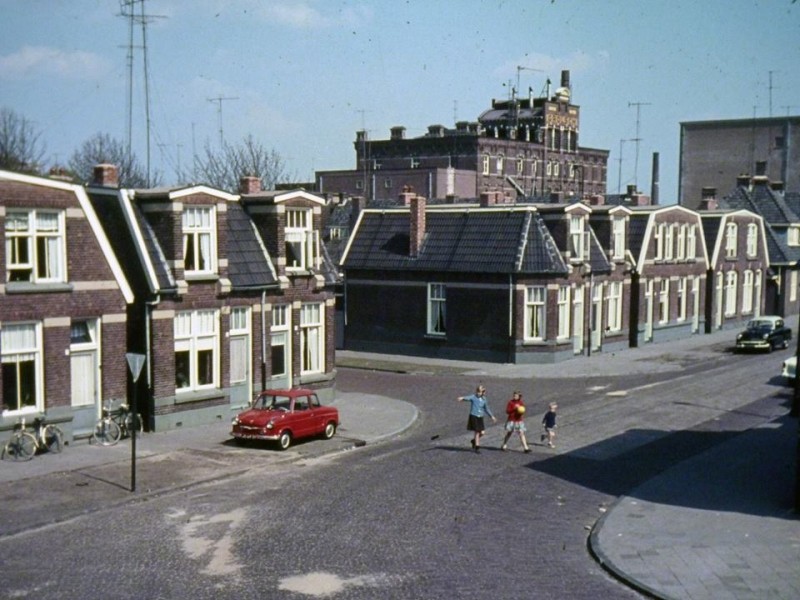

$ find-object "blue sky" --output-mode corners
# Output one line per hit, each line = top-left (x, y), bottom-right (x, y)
(1, 0), (798, 202)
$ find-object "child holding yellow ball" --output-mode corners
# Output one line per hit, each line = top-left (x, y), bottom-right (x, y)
(500, 391), (531, 453)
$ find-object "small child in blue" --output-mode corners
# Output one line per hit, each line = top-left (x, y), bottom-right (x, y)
(457, 385), (496, 454)
(541, 402), (558, 448)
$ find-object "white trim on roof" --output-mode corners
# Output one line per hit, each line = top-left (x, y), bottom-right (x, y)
(119, 189), (164, 293)
(168, 186), (239, 201)
(272, 190), (326, 205)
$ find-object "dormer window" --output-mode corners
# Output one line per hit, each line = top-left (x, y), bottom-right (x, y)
(725, 222), (738, 258)
(612, 216), (625, 259)
(746, 223), (758, 257)
(785, 226), (798, 246)
(286, 208), (319, 272)
(5, 210), (66, 283)
(182, 206), (217, 274)
(569, 215), (587, 261)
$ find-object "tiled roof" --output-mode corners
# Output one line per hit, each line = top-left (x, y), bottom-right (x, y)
(225, 202), (277, 289)
(626, 213), (650, 259)
(342, 207), (569, 275)
(721, 182), (800, 224)
(700, 214), (722, 257)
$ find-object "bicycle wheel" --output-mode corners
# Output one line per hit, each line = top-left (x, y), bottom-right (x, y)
(3, 432), (36, 461)
(124, 412), (144, 435)
(41, 424), (64, 453)
(92, 418), (121, 446)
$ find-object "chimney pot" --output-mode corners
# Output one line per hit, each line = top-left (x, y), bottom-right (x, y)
(239, 176), (261, 195)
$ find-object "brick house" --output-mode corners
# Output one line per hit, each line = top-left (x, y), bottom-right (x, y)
(340, 189), (620, 363)
(699, 202), (769, 330)
(0, 169), (133, 442)
(88, 167), (336, 432)
(626, 206), (709, 344)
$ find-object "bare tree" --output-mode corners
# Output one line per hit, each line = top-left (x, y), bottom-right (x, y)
(188, 135), (291, 192)
(68, 132), (155, 188)
(0, 107), (46, 174)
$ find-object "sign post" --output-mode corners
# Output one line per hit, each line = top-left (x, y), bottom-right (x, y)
(126, 353), (146, 493)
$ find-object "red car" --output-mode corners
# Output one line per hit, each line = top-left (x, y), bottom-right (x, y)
(231, 389), (339, 450)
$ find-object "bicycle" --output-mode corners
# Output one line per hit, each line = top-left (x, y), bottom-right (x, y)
(2, 415), (64, 461)
(92, 401), (143, 446)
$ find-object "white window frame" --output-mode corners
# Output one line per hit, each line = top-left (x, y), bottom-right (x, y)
(687, 224), (697, 259)
(1, 322), (43, 413)
(482, 155), (490, 175)
(182, 206), (217, 274)
(285, 207), (319, 272)
(569, 216), (584, 260)
(789, 226), (800, 247)
(5, 209), (66, 283)
(725, 222), (738, 258)
(654, 223), (665, 260)
(300, 303), (325, 375)
(677, 225), (687, 260)
(664, 224), (675, 260)
(496, 154), (504, 173)
(612, 217), (625, 260)
(677, 278), (687, 321)
(724, 271), (738, 316)
(742, 270), (754, 313)
(791, 270), (798, 303)
(174, 309), (220, 392)
(270, 305), (290, 379)
(606, 281), (622, 332)
(557, 286), (571, 339)
(658, 280), (670, 324)
(746, 223), (758, 257)
(524, 286), (546, 341)
(516, 156), (524, 175)
(427, 283), (447, 336)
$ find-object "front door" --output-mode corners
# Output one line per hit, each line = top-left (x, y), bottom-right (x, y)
(591, 283), (603, 350)
(70, 350), (99, 433)
(269, 305), (292, 390)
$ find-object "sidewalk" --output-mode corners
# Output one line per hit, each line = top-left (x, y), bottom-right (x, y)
(1, 324), (799, 599)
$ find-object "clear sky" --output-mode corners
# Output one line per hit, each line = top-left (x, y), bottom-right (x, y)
(1, 0), (798, 202)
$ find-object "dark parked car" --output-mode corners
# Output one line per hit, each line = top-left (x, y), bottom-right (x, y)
(231, 388), (339, 450)
(735, 316), (792, 352)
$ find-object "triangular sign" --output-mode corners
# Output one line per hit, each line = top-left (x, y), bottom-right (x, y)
(126, 353), (146, 383)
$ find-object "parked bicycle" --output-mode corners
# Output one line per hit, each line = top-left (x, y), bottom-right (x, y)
(2, 415), (64, 461)
(92, 401), (143, 446)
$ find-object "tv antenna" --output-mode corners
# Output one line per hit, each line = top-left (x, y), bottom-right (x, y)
(628, 101), (651, 191)
(207, 96), (239, 148)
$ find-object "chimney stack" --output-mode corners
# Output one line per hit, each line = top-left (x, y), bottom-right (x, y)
(409, 194), (427, 258)
(699, 187), (718, 210)
(651, 152), (660, 205)
(239, 176), (261, 195)
(399, 185), (415, 206)
(92, 163), (119, 188)
(736, 173), (751, 187)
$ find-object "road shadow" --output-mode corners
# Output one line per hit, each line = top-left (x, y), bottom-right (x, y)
(528, 396), (798, 519)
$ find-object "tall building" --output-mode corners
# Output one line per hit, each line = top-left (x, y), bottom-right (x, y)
(316, 70), (608, 203)
(679, 116), (800, 208)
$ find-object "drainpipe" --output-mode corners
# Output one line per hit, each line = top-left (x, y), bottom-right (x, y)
(261, 290), (267, 392)
(586, 273), (593, 356)
(508, 275), (514, 363)
(144, 295), (160, 431)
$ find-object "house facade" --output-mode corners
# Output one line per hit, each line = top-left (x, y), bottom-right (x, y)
(0, 169), (133, 442)
(87, 167), (336, 432)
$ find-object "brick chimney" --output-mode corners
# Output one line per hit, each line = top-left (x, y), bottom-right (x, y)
(588, 194), (605, 206)
(699, 187), (718, 210)
(239, 176), (261, 195)
(399, 185), (415, 206)
(93, 163), (119, 188)
(736, 173), (751, 188)
(409, 194), (426, 258)
(771, 181), (785, 192)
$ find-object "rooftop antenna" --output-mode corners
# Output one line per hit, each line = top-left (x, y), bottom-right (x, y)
(118, 0), (166, 187)
(782, 105), (797, 117)
(516, 65), (543, 99)
(355, 108), (372, 201)
(768, 70), (779, 118)
(207, 96), (239, 148)
(627, 101), (651, 191)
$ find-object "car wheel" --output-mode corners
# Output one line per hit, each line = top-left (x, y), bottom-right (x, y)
(323, 421), (336, 440)
(277, 431), (292, 450)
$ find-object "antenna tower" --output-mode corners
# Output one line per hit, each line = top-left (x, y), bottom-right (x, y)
(627, 101), (651, 191)
(119, 0), (166, 186)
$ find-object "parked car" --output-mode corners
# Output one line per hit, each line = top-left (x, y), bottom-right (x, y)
(782, 355), (796, 383)
(735, 316), (792, 352)
(231, 388), (339, 450)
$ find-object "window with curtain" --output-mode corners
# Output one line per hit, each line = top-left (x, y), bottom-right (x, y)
(607, 282), (622, 331)
(524, 286), (546, 341)
(285, 208), (319, 271)
(1, 322), (41, 412)
(612, 217), (626, 259)
(182, 206), (216, 274)
(557, 286), (571, 339)
(270, 305), (289, 378)
(427, 283), (447, 336)
(229, 307), (250, 384)
(300, 303), (324, 374)
(725, 271), (738, 316)
(659, 280), (670, 324)
(5, 210), (65, 283)
(746, 223), (758, 257)
(725, 223), (738, 258)
(742, 270), (754, 313)
(174, 309), (219, 391)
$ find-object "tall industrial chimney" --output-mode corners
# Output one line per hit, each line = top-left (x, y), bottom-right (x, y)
(651, 152), (660, 205)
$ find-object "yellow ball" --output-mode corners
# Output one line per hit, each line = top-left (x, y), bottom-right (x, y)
(516, 405), (526, 414)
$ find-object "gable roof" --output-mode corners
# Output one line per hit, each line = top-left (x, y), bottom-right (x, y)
(1, 170), (134, 303)
(341, 206), (570, 275)
(721, 180), (800, 225)
(224, 202), (278, 289)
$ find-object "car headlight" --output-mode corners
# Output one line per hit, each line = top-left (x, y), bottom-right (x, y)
(266, 419), (275, 430)
(763, 333), (770, 340)
(737, 334), (742, 340)
(231, 417), (239, 425)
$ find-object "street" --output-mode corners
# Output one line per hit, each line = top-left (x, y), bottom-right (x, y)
(0, 342), (794, 600)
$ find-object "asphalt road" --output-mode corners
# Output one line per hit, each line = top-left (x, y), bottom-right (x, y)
(0, 342), (793, 600)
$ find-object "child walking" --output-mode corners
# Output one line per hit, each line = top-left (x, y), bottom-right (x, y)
(541, 402), (558, 448)
(456, 384), (496, 454)
(501, 391), (531, 453)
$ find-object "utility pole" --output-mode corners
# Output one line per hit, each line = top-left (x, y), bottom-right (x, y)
(207, 96), (239, 148)
(617, 139), (634, 195)
(628, 101), (651, 192)
(768, 70), (778, 118)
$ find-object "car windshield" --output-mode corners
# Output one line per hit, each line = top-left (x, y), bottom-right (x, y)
(747, 320), (773, 329)
(254, 394), (291, 410)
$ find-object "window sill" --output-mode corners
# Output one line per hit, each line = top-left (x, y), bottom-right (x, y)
(184, 272), (219, 282)
(424, 333), (447, 341)
(5, 281), (73, 294)
(173, 388), (228, 405)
